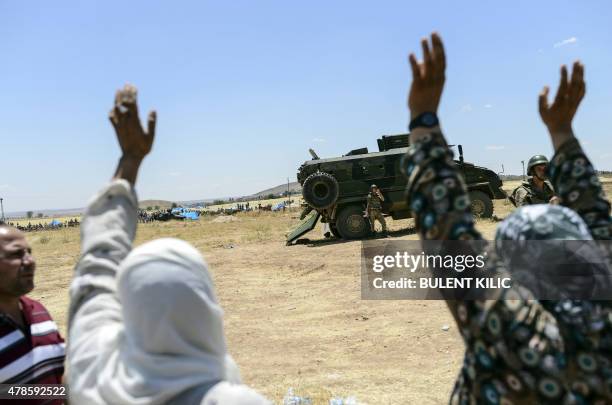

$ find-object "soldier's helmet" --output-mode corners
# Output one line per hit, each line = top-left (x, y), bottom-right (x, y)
(527, 155), (549, 175)
(370, 184), (378, 190)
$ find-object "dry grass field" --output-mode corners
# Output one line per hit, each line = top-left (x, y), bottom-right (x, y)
(9, 216), (81, 227)
(24, 177), (612, 404)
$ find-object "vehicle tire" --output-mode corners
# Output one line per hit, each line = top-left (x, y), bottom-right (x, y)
(329, 223), (342, 239)
(336, 204), (371, 239)
(469, 190), (493, 218)
(302, 172), (339, 210)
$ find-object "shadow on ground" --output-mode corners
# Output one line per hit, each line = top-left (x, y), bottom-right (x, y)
(293, 226), (418, 247)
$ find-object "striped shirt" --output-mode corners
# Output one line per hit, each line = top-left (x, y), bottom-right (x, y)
(0, 296), (65, 404)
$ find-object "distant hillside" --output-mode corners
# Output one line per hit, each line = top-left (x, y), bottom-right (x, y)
(6, 207), (84, 219)
(139, 199), (175, 209)
(245, 182), (301, 199)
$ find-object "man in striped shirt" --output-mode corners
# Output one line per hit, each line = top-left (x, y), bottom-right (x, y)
(0, 225), (65, 402)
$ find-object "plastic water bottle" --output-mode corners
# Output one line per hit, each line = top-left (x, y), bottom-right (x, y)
(329, 396), (358, 405)
(283, 388), (312, 405)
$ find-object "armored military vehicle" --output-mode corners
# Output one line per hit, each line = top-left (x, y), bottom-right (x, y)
(286, 133), (506, 244)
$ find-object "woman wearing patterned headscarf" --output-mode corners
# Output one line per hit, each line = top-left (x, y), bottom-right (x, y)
(404, 33), (611, 403)
(67, 85), (270, 405)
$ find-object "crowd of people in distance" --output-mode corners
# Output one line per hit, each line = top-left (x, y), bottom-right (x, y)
(0, 31), (611, 405)
(136, 201), (295, 223)
(209, 199), (296, 214)
(235, 202), (250, 211)
(137, 209), (177, 223)
(0, 218), (80, 232)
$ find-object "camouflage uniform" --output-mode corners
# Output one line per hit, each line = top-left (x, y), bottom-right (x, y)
(510, 154), (556, 207)
(510, 178), (556, 207)
(366, 189), (387, 232)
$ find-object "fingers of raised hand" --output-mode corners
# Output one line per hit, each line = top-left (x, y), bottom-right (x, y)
(421, 38), (433, 75)
(147, 111), (157, 138)
(538, 86), (550, 116)
(118, 84), (137, 106)
(409, 33), (446, 84)
(110, 89), (124, 125)
(114, 84), (139, 119)
(431, 32), (446, 75)
(416, 33), (445, 82)
(569, 61), (585, 105)
(410, 32), (446, 82)
(540, 61), (586, 134)
(409, 53), (422, 81)
(553, 65), (569, 106)
(109, 110), (118, 129)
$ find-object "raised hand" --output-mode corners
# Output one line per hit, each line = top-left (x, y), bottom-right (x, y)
(407, 33), (446, 120)
(538, 62), (585, 151)
(109, 84), (156, 161)
(110, 84), (157, 185)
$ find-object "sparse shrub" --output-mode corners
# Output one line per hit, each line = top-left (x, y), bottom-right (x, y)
(242, 223), (272, 243)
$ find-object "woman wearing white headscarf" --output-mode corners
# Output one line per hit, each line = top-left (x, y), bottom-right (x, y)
(403, 34), (611, 403)
(67, 85), (270, 405)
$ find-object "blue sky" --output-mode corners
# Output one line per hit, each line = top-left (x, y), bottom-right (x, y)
(1, 0), (611, 212)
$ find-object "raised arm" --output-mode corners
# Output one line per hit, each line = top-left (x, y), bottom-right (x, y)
(67, 85), (157, 397)
(404, 33), (481, 241)
(110, 85), (157, 185)
(539, 63), (612, 239)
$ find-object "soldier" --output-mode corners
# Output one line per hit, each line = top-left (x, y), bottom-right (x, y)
(366, 184), (387, 234)
(510, 155), (558, 206)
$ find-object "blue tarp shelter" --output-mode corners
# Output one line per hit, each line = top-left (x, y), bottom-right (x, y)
(272, 203), (285, 211)
(182, 211), (199, 220)
(171, 207), (199, 220)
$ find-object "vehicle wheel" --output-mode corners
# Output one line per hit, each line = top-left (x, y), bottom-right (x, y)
(329, 223), (342, 238)
(302, 172), (339, 210)
(336, 205), (371, 239)
(469, 190), (493, 218)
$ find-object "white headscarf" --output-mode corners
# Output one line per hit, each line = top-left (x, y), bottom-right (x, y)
(97, 238), (269, 404)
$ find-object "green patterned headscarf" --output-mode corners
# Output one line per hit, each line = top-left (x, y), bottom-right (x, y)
(494, 205), (611, 300)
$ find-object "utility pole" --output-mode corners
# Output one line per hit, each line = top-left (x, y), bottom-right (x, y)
(521, 160), (525, 180)
(0, 198), (5, 223)
(287, 177), (290, 202)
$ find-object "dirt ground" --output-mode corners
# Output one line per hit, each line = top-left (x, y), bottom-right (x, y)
(25, 177), (612, 404)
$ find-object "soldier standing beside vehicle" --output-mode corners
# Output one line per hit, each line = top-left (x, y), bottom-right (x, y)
(366, 184), (387, 234)
(510, 155), (559, 206)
